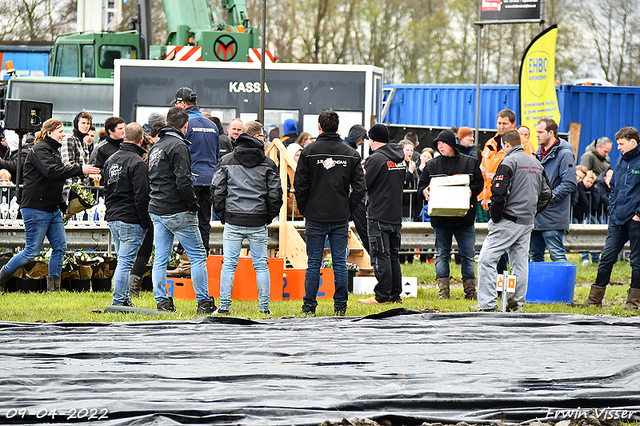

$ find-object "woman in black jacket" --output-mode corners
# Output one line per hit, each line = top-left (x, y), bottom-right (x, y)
(0, 119), (99, 292)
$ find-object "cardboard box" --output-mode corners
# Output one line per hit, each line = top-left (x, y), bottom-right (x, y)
(428, 175), (470, 217)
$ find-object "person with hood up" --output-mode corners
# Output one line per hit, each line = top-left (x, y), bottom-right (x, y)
(530, 118), (577, 263)
(357, 124), (406, 305)
(147, 106), (216, 315)
(343, 124), (369, 150)
(212, 121), (283, 316)
(61, 112), (92, 184)
(280, 119), (299, 147)
(417, 129), (484, 300)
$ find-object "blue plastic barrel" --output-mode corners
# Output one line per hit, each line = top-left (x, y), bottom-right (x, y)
(525, 262), (577, 304)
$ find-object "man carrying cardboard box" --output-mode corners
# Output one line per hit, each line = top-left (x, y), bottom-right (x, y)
(417, 129), (483, 299)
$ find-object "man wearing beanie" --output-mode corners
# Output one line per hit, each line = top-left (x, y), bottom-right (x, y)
(294, 110), (366, 316)
(457, 126), (476, 157)
(417, 129), (483, 300)
(357, 124), (405, 305)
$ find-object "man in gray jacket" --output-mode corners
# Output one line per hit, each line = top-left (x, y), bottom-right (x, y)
(580, 137), (612, 177)
(212, 121), (283, 315)
(531, 118), (577, 263)
(477, 130), (552, 311)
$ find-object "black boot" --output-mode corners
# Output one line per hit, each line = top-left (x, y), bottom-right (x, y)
(0, 267), (11, 293)
(129, 274), (142, 298)
(46, 275), (61, 292)
(196, 297), (217, 315)
(157, 297), (176, 312)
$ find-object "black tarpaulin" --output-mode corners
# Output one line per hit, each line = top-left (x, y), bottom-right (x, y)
(0, 311), (639, 425)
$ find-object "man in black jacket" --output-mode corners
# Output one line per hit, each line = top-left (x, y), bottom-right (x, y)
(90, 116), (125, 184)
(418, 129), (484, 300)
(104, 123), (151, 307)
(357, 124), (406, 305)
(212, 121), (283, 315)
(148, 106), (216, 314)
(294, 110), (366, 316)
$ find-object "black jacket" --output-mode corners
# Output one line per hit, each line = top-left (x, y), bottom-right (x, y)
(21, 137), (83, 212)
(0, 141), (33, 184)
(365, 143), (406, 224)
(218, 134), (235, 158)
(294, 132), (365, 223)
(90, 135), (123, 171)
(148, 126), (199, 215)
(104, 142), (151, 229)
(212, 133), (283, 226)
(418, 151), (483, 228)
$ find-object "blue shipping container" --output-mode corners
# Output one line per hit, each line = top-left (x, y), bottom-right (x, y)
(0, 45), (51, 80)
(383, 83), (640, 166)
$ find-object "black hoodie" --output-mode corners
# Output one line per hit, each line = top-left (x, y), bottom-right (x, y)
(90, 135), (123, 171)
(212, 133), (283, 226)
(417, 129), (483, 227)
(364, 142), (406, 224)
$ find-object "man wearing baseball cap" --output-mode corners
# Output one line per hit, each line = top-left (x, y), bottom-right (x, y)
(169, 87), (219, 275)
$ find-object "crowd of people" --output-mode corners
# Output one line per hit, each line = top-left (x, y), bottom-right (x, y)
(0, 93), (638, 314)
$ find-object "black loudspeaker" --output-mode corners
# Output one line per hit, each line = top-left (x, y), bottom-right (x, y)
(4, 99), (53, 133)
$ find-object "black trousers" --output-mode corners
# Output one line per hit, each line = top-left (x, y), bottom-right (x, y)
(368, 219), (403, 302)
(131, 226), (154, 277)
(351, 198), (369, 255)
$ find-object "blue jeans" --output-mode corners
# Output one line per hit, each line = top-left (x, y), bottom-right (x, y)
(5, 208), (66, 277)
(595, 220), (640, 289)
(303, 219), (349, 309)
(530, 229), (568, 262)
(220, 224), (270, 311)
(433, 225), (476, 279)
(109, 221), (147, 305)
(151, 211), (210, 303)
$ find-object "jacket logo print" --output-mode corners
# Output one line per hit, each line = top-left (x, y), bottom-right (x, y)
(321, 157), (336, 169)
(107, 163), (122, 185)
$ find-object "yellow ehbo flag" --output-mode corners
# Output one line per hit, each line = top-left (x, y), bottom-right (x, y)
(519, 25), (561, 151)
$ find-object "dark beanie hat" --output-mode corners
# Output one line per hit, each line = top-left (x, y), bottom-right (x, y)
(368, 123), (389, 144)
(433, 129), (459, 154)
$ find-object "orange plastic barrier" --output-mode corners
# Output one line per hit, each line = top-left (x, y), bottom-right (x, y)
(166, 256), (336, 301)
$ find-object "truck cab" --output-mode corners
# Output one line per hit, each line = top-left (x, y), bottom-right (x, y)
(50, 31), (140, 78)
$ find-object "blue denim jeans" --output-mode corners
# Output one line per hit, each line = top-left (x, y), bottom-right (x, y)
(530, 229), (568, 262)
(109, 221), (147, 305)
(303, 219), (349, 310)
(433, 225), (476, 279)
(595, 220), (640, 289)
(220, 224), (270, 311)
(5, 208), (66, 277)
(150, 211), (210, 304)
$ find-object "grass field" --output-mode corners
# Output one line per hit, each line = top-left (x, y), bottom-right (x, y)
(0, 254), (636, 322)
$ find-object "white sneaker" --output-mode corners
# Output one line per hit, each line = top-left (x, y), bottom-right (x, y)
(582, 259), (590, 266)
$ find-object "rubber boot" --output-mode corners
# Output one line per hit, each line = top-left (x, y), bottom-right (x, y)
(167, 253), (191, 277)
(0, 266), (12, 294)
(129, 274), (142, 298)
(577, 285), (606, 306)
(437, 277), (450, 299)
(624, 288), (640, 311)
(47, 275), (61, 292)
(462, 278), (477, 300)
